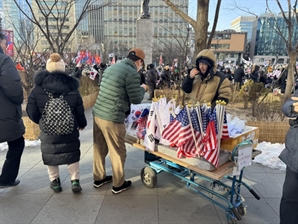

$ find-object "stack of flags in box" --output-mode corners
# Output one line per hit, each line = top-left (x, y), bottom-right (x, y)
(134, 97), (229, 168)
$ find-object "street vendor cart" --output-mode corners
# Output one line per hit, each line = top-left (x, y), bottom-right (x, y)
(125, 134), (261, 224)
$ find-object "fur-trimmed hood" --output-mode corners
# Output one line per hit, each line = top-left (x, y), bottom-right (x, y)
(34, 70), (79, 95)
(195, 49), (217, 82)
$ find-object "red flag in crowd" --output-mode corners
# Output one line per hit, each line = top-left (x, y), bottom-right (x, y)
(16, 62), (25, 71)
(159, 54), (163, 65)
(95, 54), (101, 64)
(111, 56), (115, 64)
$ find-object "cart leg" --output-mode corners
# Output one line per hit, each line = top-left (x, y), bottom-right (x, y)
(144, 151), (160, 162)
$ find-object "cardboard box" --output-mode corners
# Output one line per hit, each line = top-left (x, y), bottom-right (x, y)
(220, 126), (259, 151)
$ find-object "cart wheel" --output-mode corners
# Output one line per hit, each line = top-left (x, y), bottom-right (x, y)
(227, 217), (237, 224)
(226, 213), (237, 224)
(140, 167), (157, 188)
(237, 204), (247, 216)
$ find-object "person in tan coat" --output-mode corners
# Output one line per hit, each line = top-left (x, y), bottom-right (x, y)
(182, 49), (231, 107)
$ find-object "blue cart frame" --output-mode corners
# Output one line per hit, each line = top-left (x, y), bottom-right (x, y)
(126, 136), (261, 224)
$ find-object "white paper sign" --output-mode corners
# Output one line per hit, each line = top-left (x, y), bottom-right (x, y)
(232, 144), (252, 176)
(237, 145), (252, 170)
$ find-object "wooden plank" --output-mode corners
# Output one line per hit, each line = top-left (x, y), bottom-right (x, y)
(126, 136), (261, 181)
(128, 142), (233, 180)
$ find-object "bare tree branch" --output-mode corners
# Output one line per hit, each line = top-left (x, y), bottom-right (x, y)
(231, 0), (258, 18)
(163, 0), (196, 28)
(207, 0), (222, 48)
(13, 0), (110, 55)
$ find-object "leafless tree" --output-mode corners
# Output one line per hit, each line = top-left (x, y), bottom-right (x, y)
(154, 19), (192, 69)
(13, 0), (110, 56)
(265, 0), (298, 99)
(163, 0), (222, 57)
(2, 7), (48, 101)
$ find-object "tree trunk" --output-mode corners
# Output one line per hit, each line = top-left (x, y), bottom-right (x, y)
(284, 52), (297, 99)
(194, 0), (210, 56)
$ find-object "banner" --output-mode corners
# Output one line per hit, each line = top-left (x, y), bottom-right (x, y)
(2, 30), (14, 57)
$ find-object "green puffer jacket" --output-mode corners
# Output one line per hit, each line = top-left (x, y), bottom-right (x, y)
(93, 58), (145, 123)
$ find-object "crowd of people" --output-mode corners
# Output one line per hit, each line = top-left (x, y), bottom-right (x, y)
(218, 62), (296, 93)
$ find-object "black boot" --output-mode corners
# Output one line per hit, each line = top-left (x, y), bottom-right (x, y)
(50, 177), (62, 193)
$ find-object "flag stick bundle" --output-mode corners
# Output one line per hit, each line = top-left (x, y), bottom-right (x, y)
(141, 97), (229, 168)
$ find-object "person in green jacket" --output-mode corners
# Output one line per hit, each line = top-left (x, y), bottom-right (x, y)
(93, 48), (147, 194)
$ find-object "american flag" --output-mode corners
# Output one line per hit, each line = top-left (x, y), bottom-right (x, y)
(202, 112), (219, 167)
(176, 108), (192, 147)
(201, 106), (210, 133)
(221, 110), (229, 139)
(162, 107), (192, 147)
(177, 109), (204, 158)
(212, 108), (218, 134)
(191, 109), (205, 156)
(136, 108), (149, 139)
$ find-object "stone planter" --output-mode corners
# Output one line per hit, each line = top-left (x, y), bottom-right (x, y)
(246, 121), (289, 144)
(23, 91), (99, 140)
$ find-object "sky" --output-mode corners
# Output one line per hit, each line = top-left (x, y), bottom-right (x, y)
(188, 0), (290, 31)
(0, 139), (286, 172)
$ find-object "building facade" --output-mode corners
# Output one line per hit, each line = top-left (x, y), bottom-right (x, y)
(2, 0), (31, 44)
(254, 12), (298, 57)
(86, 0), (189, 63)
(32, 1), (77, 53)
(209, 30), (247, 65)
(230, 16), (257, 59)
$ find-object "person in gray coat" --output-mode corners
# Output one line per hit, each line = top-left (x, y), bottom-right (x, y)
(0, 34), (25, 188)
(279, 92), (298, 224)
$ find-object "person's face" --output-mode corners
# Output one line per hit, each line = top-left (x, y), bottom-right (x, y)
(199, 63), (208, 74)
(136, 59), (143, 71)
(0, 39), (6, 53)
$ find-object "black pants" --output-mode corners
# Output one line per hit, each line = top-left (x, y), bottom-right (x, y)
(148, 85), (154, 99)
(0, 136), (24, 184)
(280, 167), (298, 224)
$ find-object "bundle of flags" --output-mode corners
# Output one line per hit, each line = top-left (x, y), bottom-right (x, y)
(138, 98), (230, 168)
(75, 50), (101, 66)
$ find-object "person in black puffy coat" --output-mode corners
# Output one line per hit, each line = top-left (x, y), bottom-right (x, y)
(0, 33), (25, 188)
(279, 91), (298, 224)
(146, 63), (157, 100)
(26, 53), (87, 194)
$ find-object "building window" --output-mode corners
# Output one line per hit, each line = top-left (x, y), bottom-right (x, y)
(222, 44), (230, 49)
(222, 34), (231, 39)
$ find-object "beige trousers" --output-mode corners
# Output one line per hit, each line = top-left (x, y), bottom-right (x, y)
(93, 116), (127, 187)
(47, 161), (80, 182)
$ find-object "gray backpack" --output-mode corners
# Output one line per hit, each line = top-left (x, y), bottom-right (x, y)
(41, 90), (74, 135)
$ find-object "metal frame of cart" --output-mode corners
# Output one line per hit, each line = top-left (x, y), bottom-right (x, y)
(125, 135), (261, 224)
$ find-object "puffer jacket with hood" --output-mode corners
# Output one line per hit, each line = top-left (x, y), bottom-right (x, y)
(279, 90), (298, 173)
(26, 71), (87, 166)
(182, 49), (231, 107)
(0, 53), (25, 143)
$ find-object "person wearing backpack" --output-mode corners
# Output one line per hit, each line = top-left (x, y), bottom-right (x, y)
(26, 53), (87, 193)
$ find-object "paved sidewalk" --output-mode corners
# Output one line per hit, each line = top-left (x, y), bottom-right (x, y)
(0, 103), (284, 224)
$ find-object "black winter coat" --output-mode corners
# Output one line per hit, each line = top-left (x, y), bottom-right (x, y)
(146, 68), (157, 88)
(233, 68), (245, 83)
(0, 54), (25, 143)
(279, 90), (298, 173)
(26, 71), (87, 166)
